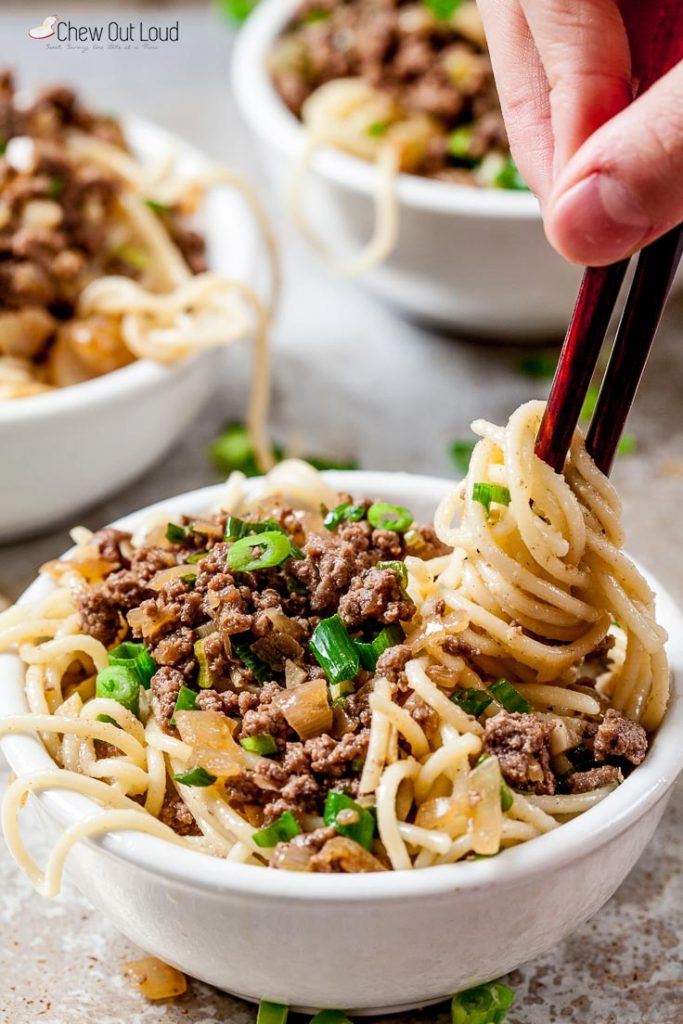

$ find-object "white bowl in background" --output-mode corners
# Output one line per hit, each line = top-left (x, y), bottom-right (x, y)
(1, 471), (682, 1014)
(0, 117), (260, 542)
(231, 0), (585, 338)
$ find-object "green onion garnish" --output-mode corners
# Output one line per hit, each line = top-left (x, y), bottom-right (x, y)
(368, 121), (389, 137)
(367, 502), (413, 533)
(48, 175), (65, 198)
(166, 522), (188, 543)
(171, 685), (198, 725)
(580, 385), (600, 422)
(0, 139), (7, 155)
(500, 778), (514, 812)
(323, 790), (376, 850)
(193, 638), (213, 689)
(488, 678), (532, 714)
(252, 811), (301, 848)
(95, 665), (140, 718)
(355, 622), (404, 672)
(225, 517), (303, 558)
(173, 766), (216, 787)
(95, 714), (119, 728)
(450, 688), (493, 718)
(472, 483), (511, 513)
(186, 550), (208, 564)
(304, 455), (359, 471)
(376, 560), (408, 588)
(422, 0), (462, 20)
(209, 422), (283, 477)
(518, 353), (557, 379)
(144, 197), (170, 214)
(113, 243), (147, 270)
(108, 641), (156, 689)
(240, 734), (278, 755)
(450, 440), (476, 477)
(227, 531), (295, 572)
(447, 125), (475, 161)
(491, 157), (529, 191)
(256, 1001), (289, 1024)
(617, 432), (636, 456)
(310, 614), (360, 684)
(451, 980), (515, 1024)
(232, 638), (270, 683)
(323, 502), (366, 531)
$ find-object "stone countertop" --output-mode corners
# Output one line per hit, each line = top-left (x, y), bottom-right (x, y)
(1, 3), (682, 1022)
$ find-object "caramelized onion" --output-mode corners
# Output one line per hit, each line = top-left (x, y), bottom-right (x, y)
(270, 841), (314, 872)
(312, 836), (385, 872)
(190, 516), (223, 539)
(148, 564), (198, 591)
(263, 607), (306, 640)
(121, 957), (187, 1000)
(275, 678), (332, 740)
(406, 611), (469, 653)
(284, 659), (308, 689)
(251, 632), (303, 670)
(175, 710), (244, 776)
(127, 605), (174, 636)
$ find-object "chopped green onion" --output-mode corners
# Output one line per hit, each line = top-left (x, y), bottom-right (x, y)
(209, 422), (265, 477)
(304, 455), (359, 471)
(256, 1001), (289, 1024)
(518, 353), (557, 379)
(323, 790), (376, 850)
(580, 385), (600, 422)
(323, 502), (366, 530)
(165, 522), (188, 543)
(113, 243), (147, 270)
(310, 1012), (351, 1024)
(330, 679), (355, 704)
(108, 641), (156, 689)
(218, 0), (259, 23)
(95, 714), (119, 728)
(253, 811), (301, 848)
(301, 8), (331, 23)
(492, 157), (528, 191)
(450, 688), (493, 718)
(48, 175), (64, 198)
(233, 638), (270, 683)
(447, 125), (475, 161)
(173, 766), (216, 787)
(376, 560), (408, 588)
(499, 777), (514, 812)
(472, 483), (511, 513)
(225, 517), (303, 558)
(354, 623), (404, 672)
(488, 678), (532, 714)
(0, 139), (7, 155)
(186, 550), (208, 564)
(310, 614), (360, 684)
(144, 197), (171, 214)
(171, 685), (198, 725)
(240, 733), (278, 755)
(95, 665), (140, 718)
(617, 432), (637, 456)
(449, 439), (476, 477)
(451, 980), (515, 1024)
(367, 502), (413, 533)
(227, 531), (295, 572)
(194, 638), (212, 689)
(422, 0), (462, 20)
(368, 121), (389, 137)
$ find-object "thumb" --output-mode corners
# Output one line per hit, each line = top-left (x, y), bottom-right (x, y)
(544, 61), (683, 265)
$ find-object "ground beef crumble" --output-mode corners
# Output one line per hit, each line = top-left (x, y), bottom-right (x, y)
(483, 710), (556, 796)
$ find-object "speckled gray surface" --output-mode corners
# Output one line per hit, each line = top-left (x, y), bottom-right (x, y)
(1, 3), (682, 1021)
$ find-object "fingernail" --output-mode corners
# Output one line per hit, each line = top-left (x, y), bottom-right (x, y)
(552, 173), (652, 261)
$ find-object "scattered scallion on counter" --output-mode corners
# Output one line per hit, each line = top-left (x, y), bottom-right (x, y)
(488, 678), (532, 714)
(252, 811), (301, 848)
(310, 614), (360, 685)
(450, 688), (493, 718)
(451, 980), (515, 1024)
(323, 790), (376, 850)
(165, 522), (188, 543)
(472, 482), (511, 513)
(354, 623), (404, 672)
(580, 384), (600, 422)
(449, 439), (476, 477)
(209, 421), (356, 477)
(227, 531), (297, 572)
(95, 665), (140, 719)
(173, 766), (216, 787)
(518, 353), (557, 379)
(240, 734), (278, 756)
(108, 641), (156, 689)
(617, 432), (637, 456)
(367, 502), (413, 533)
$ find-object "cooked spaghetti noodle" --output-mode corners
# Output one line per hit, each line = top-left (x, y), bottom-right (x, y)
(0, 403), (668, 890)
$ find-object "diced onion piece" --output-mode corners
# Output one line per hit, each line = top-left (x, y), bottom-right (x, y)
(263, 607), (306, 639)
(271, 840), (314, 872)
(275, 678), (332, 740)
(469, 755), (503, 856)
(127, 605), (175, 635)
(284, 658), (308, 689)
(190, 516), (223, 539)
(121, 957), (187, 1000)
(415, 796), (468, 839)
(312, 836), (385, 872)
(175, 710), (244, 775)
(148, 564), (198, 591)
(405, 611), (468, 653)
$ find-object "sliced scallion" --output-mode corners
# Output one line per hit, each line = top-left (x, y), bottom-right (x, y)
(376, 560), (408, 588)
(323, 502), (366, 531)
(227, 531), (294, 572)
(166, 522), (188, 543)
(492, 156), (528, 191)
(500, 778), (514, 812)
(488, 678), (532, 714)
(451, 980), (515, 1024)
(171, 685), (197, 725)
(450, 439), (476, 477)
(186, 551), (209, 564)
(450, 688), (493, 718)
(368, 121), (389, 137)
(233, 638), (270, 683)
(95, 665), (140, 718)
(108, 641), (156, 689)
(472, 483), (511, 513)
(367, 502), (413, 533)
(173, 766), (216, 787)
(354, 623), (404, 672)
(252, 811), (301, 848)
(240, 733), (278, 756)
(323, 790), (376, 850)
(422, 0), (462, 20)
(310, 615), (360, 684)
(194, 637), (212, 689)
(144, 197), (171, 214)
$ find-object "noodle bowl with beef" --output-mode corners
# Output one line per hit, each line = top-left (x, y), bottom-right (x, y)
(0, 403), (668, 890)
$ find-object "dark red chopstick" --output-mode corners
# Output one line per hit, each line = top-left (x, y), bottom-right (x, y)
(586, 225), (683, 474)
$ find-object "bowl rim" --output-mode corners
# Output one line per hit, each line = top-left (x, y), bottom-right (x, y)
(0, 113), (251, 426)
(2, 469), (683, 902)
(231, 0), (541, 221)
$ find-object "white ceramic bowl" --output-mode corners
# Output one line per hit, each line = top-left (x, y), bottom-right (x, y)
(2, 471), (682, 1014)
(231, 0), (585, 337)
(0, 117), (259, 542)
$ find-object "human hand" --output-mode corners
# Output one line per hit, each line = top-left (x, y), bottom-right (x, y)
(478, 0), (683, 265)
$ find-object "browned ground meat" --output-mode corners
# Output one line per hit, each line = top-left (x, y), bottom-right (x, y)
(594, 709), (648, 766)
(150, 667), (185, 727)
(567, 765), (623, 794)
(338, 566), (414, 627)
(158, 789), (202, 837)
(483, 710), (556, 795)
(268, 0), (516, 182)
(77, 590), (122, 647)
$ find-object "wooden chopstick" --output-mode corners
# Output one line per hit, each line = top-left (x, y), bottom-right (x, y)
(586, 225), (683, 474)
